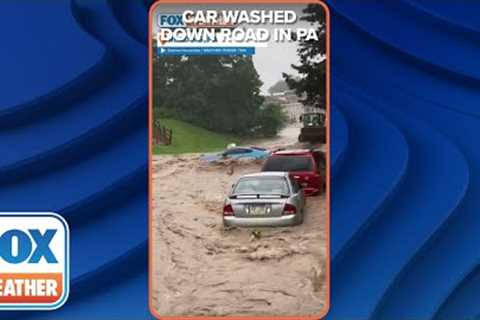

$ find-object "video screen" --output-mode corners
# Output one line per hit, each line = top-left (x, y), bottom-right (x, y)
(150, 2), (329, 317)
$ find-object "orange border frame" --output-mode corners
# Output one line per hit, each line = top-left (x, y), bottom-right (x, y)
(148, 1), (331, 319)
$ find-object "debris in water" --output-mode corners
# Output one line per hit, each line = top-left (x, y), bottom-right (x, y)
(250, 230), (262, 241)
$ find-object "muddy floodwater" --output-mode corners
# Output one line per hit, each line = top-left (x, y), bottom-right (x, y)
(152, 125), (327, 316)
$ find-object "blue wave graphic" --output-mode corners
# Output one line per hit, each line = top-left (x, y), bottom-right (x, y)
(1, 1), (480, 319)
(0, 0), (150, 319)
(328, 1), (480, 319)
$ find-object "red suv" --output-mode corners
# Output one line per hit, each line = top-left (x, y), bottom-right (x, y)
(262, 149), (324, 196)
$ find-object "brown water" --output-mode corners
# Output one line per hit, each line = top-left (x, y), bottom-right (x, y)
(152, 125), (327, 316)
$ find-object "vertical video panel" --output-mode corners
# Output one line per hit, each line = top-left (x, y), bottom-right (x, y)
(149, 2), (329, 317)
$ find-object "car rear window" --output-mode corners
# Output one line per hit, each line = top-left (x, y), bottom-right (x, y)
(263, 156), (313, 172)
(233, 177), (289, 195)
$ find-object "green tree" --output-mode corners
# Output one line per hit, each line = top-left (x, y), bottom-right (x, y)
(153, 52), (266, 136)
(283, 4), (326, 109)
(254, 103), (288, 137)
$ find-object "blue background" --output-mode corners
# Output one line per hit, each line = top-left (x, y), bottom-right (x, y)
(1, 1), (479, 319)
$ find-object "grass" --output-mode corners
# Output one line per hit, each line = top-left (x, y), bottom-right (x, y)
(153, 118), (241, 154)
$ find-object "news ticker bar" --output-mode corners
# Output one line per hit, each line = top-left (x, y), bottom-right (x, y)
(157, 47), (255, 56)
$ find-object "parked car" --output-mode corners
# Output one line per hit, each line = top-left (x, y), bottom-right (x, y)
(223, 172), (305, 227)
(262, 149), (324, 196)
(200, 146), (270, 162)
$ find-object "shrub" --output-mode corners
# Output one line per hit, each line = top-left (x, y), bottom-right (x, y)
(253, 103), (288, 137)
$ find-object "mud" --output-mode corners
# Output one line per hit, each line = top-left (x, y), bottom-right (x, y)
(152, 124), (327, 316)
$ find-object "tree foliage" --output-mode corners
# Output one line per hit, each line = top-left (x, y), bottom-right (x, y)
(283, 4), (326, 109)
(153, 52), (283, 136)
(254, 103), (288, 137)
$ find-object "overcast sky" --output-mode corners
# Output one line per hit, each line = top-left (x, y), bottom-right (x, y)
(250, 21), (302, 94)
(152, 4), (319, 94)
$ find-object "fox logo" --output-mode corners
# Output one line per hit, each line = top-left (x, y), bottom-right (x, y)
(0, 229), (57, 264)
(158, 13), (184, 28)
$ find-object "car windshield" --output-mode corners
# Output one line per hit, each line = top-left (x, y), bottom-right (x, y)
(303, 114), (322, 126)
(263, 156), (313, 172)
(233, 177), (289, 195)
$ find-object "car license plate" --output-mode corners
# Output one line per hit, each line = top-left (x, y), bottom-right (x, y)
(248, 205), (265, 216)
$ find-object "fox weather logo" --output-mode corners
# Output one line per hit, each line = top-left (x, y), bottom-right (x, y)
(0, 213), (69, 310)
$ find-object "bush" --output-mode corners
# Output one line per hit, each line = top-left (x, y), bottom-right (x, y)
(253, 103), (288, 137)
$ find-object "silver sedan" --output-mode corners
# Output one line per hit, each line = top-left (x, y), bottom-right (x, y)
(223, 172), (306, 227)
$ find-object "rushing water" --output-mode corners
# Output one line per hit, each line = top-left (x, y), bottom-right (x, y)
(152, 124), (327, 316)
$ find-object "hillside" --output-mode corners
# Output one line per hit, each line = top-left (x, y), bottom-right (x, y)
(153, 118), (241, 154)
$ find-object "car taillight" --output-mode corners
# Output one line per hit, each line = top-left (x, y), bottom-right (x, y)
(223, 204), (234, 216)
(283, 204), (297, 215)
